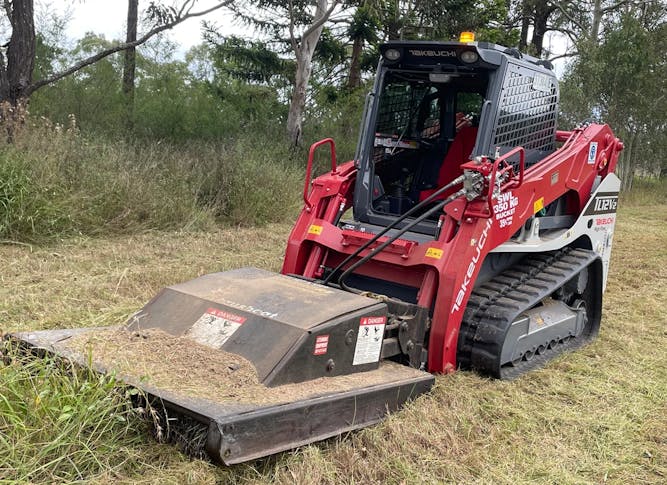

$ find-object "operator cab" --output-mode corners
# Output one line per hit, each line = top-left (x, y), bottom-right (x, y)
(370, 66), (486, 216)
(352, 40), (559, 236)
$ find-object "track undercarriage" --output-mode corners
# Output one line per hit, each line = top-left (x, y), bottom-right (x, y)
(458, 248), (602, 379)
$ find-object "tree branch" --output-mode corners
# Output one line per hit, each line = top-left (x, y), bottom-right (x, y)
(601, 0), (634, 14)
(548, 51), (579, 62)
(300, 0), (339, 42)
(28, 0), (233, 95)
(551, 1), (587, 33)
(288, 0), (298, 54)
(177, 0), (196, 18)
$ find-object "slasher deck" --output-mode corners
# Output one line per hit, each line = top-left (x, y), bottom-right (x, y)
(7, 327), (434, 464)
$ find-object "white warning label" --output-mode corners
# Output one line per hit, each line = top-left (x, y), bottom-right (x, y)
(587, 142), (598, 164)
(352, 316), (386, 366)
(187, 308), (246, 348)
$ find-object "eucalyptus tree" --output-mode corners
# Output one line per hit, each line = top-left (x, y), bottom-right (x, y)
(560, 2), (667, 189)
(223, 0), (340, 145)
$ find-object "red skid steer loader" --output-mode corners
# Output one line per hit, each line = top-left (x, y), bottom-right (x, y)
(8, 37), (623, 464)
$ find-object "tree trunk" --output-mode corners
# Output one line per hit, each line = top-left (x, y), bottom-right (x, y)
(347, 36), (363, 89)
(591, 0), (602, 44)
(531, 3), (553, 57)
(1, 0), (231, 111)
(388, 0), (402, 40)
(620, 132), (638, 191)
(123, 0), (139, 130)
(0, 0), (35, 105)
(286, 0), (328, 146)
(0, 0), (34, 139)
(518, 0), (532, 52)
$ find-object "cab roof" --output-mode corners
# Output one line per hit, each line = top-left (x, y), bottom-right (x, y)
(380, 41), (553, 72)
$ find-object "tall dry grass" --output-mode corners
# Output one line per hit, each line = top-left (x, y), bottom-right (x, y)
(0, 121), (303, 242)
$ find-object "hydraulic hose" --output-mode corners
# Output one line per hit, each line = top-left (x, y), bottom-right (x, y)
(322, 174), (465, 287)
(338, 188), (465, 293)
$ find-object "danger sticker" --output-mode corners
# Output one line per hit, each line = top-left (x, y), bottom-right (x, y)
(353, 316), (386, 366)
(313, 334), (329, 355)
(187, 308), (246, 348)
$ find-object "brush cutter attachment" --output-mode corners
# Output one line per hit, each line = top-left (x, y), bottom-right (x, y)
(8, 268), (433, 464)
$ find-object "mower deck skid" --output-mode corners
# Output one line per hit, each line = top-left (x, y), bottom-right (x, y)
(8, 267), (434, 464)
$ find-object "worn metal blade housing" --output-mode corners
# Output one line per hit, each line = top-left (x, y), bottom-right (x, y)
(8, 268), (434, 464)
(128, 267), (392, 386)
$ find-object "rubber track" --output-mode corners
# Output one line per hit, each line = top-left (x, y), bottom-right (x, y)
(457, 247), (598, 379)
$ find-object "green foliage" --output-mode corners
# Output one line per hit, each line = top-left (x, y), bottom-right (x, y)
(376, 0), (513, 41)
(560, 15), (665, 129)
(315, 29), (348, 67)
(0, 346), (145, 482)
(30, 34), (291, 142)
(347, 6), (381, 43)
(33, 33), (63, 81)
(621, 177), (667, 206)
(0, 151), (72, 241)
(207, 35), (293, 85)
(307, 89), (367, 163)
(560, 10), (667, 186)
(30, 34), (126, 136)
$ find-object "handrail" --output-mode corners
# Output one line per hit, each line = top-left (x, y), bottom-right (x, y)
(555, 130), (573, 142)
(303, 138), (338, 209)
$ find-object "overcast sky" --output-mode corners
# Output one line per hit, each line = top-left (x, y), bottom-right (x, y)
(54, 0), (570, 74)
(56, 0), (242, 55)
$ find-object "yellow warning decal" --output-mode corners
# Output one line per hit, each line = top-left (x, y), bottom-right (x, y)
(425, 247), (443, 259)
(534, 197), (545, 214)
(308, 224), (323, 235)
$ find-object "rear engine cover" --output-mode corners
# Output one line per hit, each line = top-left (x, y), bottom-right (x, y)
(127, 268), (388, 386)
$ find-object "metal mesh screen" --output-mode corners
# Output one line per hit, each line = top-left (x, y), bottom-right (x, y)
(492, 64), (558, 156)
(373, 82), (436, 162)
(375, 83), (432, 135)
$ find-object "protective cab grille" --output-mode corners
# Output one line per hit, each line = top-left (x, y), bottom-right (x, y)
(492, 63), (558, 166)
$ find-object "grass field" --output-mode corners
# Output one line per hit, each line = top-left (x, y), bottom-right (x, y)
(1, 199), (666, 483)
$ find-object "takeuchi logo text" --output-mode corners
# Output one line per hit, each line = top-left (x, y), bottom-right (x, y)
(451, 218), (493, 314)
(409, 49), (457, 57)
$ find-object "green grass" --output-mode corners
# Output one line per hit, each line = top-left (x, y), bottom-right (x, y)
(0, 349), (146, 483)
(0, 189), (665, 483)
(620, 177), (666, 206)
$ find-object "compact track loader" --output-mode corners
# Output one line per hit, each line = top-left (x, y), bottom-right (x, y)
(8, 37), (623, 464)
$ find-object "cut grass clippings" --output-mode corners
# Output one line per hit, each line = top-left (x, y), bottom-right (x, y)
(0, 202), (666, 483)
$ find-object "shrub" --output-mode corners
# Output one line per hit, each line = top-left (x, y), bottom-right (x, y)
(620, 177), (666, 206)
(0, 150), (72, 240)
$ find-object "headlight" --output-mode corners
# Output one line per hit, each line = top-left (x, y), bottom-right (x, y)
(460, 50), (479, 63)
(384, 48), (401, 61)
